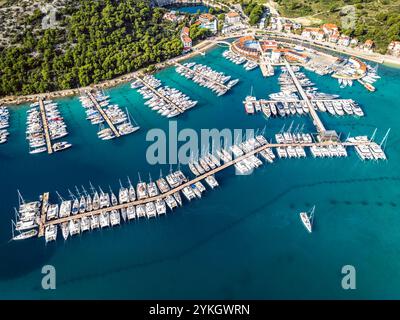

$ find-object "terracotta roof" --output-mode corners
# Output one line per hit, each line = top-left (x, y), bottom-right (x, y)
(199, 13), (215, 22)
(182, 27), (189, 35)
(182, 35), (192, 43)
(322, 23), (338, 30)
(365, 39), (374, 46)
(227, 11), (239, 18)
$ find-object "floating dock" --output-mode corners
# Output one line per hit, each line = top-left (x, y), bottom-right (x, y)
(86, 91), (121, 138)
(38, 98), (53, 154)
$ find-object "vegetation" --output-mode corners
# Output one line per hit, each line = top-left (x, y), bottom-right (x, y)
(0, 0), (184, 96)
(243, 0), (265, 25)
(189, 23), (211, 41)
(274, 0), (400, 53)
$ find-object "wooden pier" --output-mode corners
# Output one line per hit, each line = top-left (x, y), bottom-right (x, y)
(134, 75), (184, 114)
(38, 192), (49, 237)
(38, 98), (53, 154)
(174, 62), (229, 90)
(37, 139), (372, 236)
(86, 91), (120, 138)
(283, 59), (327, 133)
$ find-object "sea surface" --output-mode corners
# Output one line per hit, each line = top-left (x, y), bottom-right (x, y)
(169, 4), (210, 14)
(0, 45), (400, 299)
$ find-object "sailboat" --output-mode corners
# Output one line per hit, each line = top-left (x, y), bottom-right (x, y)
(299, 205), (315, 233)
(11, 220), (38, 241)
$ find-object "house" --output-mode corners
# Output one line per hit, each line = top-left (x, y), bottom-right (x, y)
(387, 41), (400, 57)
(322, 23), (339, 36)
(163, 10), (184, 23)
(329, 31), (340, 43)
(301, 27), (324, 41)
(292, 23), (302, 30)
(180, 27), (192, 52)
(350, 38), (359, 47)
(283, 23), (292, 33)
(225, 11), (240, 24)
(338, 35), (350, 47)
(364, 39), (374, 50)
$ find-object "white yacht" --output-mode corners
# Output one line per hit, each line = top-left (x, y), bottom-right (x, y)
(300, 206), (315, 233)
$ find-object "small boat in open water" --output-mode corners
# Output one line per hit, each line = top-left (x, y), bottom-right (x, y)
(299, 205), (315, 233)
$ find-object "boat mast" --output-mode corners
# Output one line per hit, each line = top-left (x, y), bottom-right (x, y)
(11, 219), (15, 239)
(380, 128), (391, 149)
(370, 128), (377, 142)
(309, 205), (315, 224)
(138, 172), (142, 183)
(17, 189), (25, 206)
(55, 191), (64, 202)
(81, 186), (88, 197)
(74, 186), (81, 197)
(68, 189), (76, 200)
(127, 176), (133, 187)
(89, 181), (96, 195)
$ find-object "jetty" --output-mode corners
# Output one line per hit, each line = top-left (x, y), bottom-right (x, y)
(36, 137), (377, 238)
(38, 98), (53, 154)
(174, 62), (229, 91)
(86, 91), (121, 138)
(283, 59), (326, 133)
(134, 75), (184, 114)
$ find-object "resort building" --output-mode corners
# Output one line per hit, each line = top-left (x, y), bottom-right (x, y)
(271, 49), (282, 64)
(225, 11), (240, 24)
(198, 13), (217, 34)
(231, 36), (260, 60)
(387, 41), (400, 57)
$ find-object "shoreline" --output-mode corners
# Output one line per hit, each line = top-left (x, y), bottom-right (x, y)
(0, 39), (218, 107)
(2, 31), (399, 106)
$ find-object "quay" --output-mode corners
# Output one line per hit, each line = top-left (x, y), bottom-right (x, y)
(283, 59), (326, 133)
(37, 138), (373, 237)
(284, 59), (326, 133)
(174, 62), (229, 91)
(134, 75), (184, 114)
(86, 91), (121, 138)
(38, 98), (53, 154)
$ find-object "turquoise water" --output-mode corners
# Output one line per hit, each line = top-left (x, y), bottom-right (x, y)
(169, 5), (209, 14)
(0, 46), (400, 299)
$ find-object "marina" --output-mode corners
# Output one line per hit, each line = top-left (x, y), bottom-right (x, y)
(175, 62), (239, 96)
(26, 98), (72, 154)
(1, 43), (398, 299)
(80, 91), (139, 140)
(0, 105), (10, 144)
(132, 74), (198, 117)
(11, 129), (387, 243)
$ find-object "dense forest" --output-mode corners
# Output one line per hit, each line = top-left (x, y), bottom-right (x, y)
(0, 0), (184, 96)
(274, 0), (400, 53)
